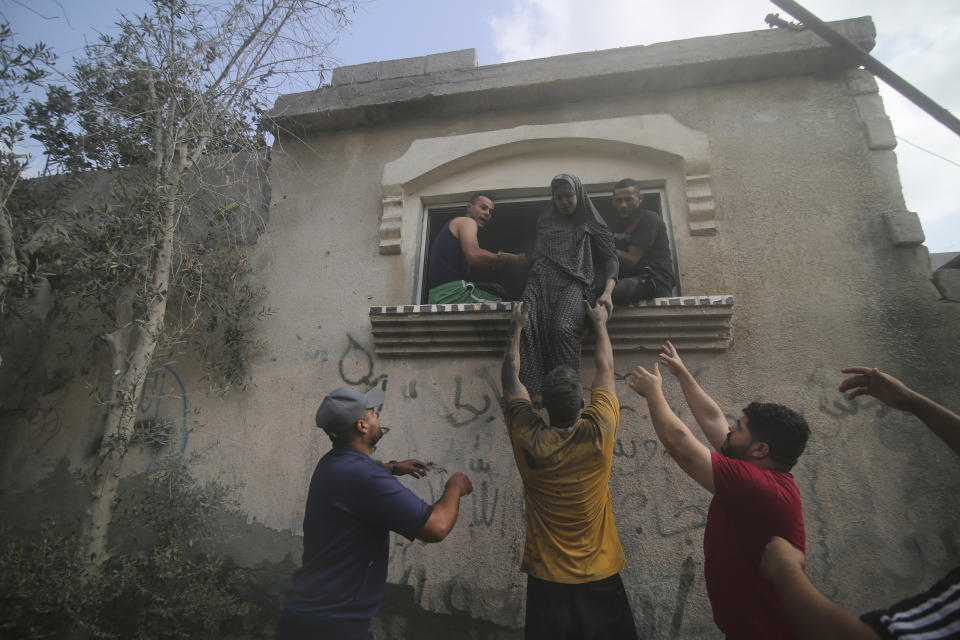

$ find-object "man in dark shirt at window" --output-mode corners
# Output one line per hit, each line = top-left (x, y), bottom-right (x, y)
(607, 179), (675, 304)
(426, 193), (526, 304)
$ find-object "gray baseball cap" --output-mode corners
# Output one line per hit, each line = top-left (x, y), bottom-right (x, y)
(315, 386), (385, 441)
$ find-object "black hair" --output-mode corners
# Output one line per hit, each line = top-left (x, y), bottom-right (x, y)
(542, 366), (583, 427)
(743, 402), (810, 471)
(468, 193), (494, 205)
(613, 178), (642, 193)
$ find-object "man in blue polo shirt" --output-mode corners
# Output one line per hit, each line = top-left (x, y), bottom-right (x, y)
(276, 386), (473, 639)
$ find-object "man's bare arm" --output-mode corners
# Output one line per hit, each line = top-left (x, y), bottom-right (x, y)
(584, 300), (614, 392)
(629, 363), (715, 493)
(617, 244), (645, 269)
(452, 217), (525, 269)
(761, 537), (880, 640)
(658, 340), (728, 450)
(840, 366), (960, 457)
(501, 302), (531, 403)
(380, 459), (429, 478)
(417, 472), (473, 542)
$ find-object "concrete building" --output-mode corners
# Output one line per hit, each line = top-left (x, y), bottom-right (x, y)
(4, 16), (960, 639)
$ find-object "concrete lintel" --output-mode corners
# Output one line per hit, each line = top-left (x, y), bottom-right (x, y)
(267, 17), (876, 134)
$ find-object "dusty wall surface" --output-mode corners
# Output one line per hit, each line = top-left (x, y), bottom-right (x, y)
(3, 20), (960, 640)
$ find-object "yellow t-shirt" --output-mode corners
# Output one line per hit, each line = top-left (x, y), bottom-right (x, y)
(504, 387), (626, 583)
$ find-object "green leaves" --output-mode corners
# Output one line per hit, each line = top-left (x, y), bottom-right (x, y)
(0, 454), (274, 639)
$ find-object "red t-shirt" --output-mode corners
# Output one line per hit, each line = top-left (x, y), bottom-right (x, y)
(703, 450), (805, 639)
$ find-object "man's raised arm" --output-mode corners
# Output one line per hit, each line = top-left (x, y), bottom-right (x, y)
(629, 363), (715, 493)
(839, 366), (960, 457)
(584, 300), (614, 392)
(501, 302), (531, 404)
(658, 340), (728, 451)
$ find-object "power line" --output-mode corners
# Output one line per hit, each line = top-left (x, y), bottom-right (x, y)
(896, 136), (960, 170)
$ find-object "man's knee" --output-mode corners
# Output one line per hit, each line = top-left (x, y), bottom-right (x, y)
(612, 277), (644, 304)
(613, 275), (660, 304)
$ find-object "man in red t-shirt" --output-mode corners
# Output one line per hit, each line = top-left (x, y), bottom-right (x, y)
(628, 341), (810, 639)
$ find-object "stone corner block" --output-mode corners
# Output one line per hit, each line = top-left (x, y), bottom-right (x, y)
(688, 220), (718, 236)
(846, 69), (879, 95)
(863, 116), (897, 150)
(853, 95), (897, 150)
(884, 210), (925, 246)
(933, 268), (960, 301)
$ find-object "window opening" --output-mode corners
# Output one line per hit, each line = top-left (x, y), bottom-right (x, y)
(417, 189), (676, 304)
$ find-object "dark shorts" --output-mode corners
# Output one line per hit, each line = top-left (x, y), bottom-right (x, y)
(275, 609), (372, 640)
(612, 270), (671, 304)
(525, 573), (638, 640)
(860, 567), (960, 639)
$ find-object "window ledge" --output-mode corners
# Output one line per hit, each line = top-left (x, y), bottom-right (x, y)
(369, 295), (734, 357)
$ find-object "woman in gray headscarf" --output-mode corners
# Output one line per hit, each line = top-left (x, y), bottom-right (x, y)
(519, 173), (618, 399)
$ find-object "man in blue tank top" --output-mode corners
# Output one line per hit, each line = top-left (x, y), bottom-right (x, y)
(426, 193), (526, 303)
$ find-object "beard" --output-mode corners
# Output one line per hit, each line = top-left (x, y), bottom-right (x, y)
(370, 424), (387, 450)
(720, 433), (750, 460)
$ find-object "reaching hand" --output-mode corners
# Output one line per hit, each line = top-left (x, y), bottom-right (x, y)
(596, 291), (614, 317)
(760, 536), (806, 583)
(839, 366), (917, 412)
(583, 299), (609, 328)
(447, 472), (473, 497)
(395, 459), (430, 478)
(658, 340), (689, 378)
(508, 252), (528, 269)
(627, 363), (663, 399)
(510, 301), (529, 334)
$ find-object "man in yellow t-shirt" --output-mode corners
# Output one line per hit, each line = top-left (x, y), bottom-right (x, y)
(501, 300), (637, 639)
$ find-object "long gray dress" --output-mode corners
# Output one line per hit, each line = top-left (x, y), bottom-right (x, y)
(519, 173), (618, 398)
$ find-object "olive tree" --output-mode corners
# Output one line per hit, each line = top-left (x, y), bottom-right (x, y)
(24, 0), (355, 561)
(0, 22), (56, 314)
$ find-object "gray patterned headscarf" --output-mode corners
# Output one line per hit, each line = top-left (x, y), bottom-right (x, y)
(533, 173), (618, 289)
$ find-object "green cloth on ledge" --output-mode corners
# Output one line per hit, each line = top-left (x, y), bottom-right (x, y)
(427, 280), (501, 304)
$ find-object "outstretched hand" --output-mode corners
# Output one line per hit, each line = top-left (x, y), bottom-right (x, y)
(596, 291), (613, 317)
(395, 459), (430, 478)
(658, 340), (688, 378)
(510, 301), (529, 334)
(627, 363), (663, 399)
(839, 366), (917, 412)
(447, 471), (473, 497)
(583, 299), (609, 328)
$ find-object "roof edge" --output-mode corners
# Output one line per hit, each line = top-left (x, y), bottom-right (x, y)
(268, 16), (876, 134)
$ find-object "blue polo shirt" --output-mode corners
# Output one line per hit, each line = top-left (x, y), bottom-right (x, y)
(280, 446), (432, 631)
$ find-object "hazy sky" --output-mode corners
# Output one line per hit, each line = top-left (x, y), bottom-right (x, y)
(5, 0), (959, 253)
